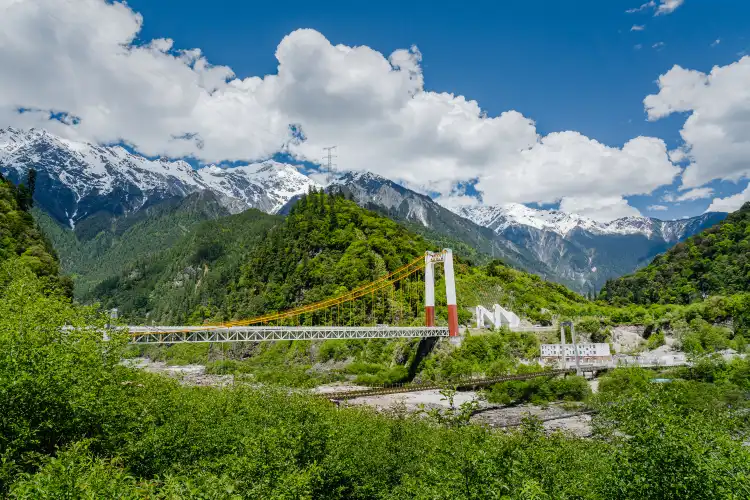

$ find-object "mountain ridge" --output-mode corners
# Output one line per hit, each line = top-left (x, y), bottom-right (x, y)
(600, 202), (750, 305)
(0, 127), (729, 293)
(0, 127), (317, 228)
(456, 202), (725, 240)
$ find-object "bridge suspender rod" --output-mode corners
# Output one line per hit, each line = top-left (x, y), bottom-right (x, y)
(216, 256), (425, 328)
(221, 263), (425, 328)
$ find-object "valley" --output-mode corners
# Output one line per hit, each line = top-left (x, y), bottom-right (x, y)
(3, 1), (750, 496)
(1, 159), (750, 498)
(1, 128), (727, 295)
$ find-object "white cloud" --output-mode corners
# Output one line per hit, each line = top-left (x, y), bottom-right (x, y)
(626, 0), (683, 15)
(662, 187), (714, 202)
(655, 0), (685, 15)
(626, 1), (656, 13)
(711, 39), (721, 48)
(0, 0), (683, 223)
(645, 56), (750, 189)
(631, 25), (646, 32)
(677, 187), (714, 201)
(652, 42), (665, 50)
(634, 44), (644, 50)
(648, 204), (668, 211)
(706, 184), (750, 213)
(559, 196), (642, 222)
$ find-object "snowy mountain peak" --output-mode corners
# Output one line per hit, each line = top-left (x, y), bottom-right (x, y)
(454, 203), (643, 236)
(0, 127), (318, 227)
(456, 203), (726, 241)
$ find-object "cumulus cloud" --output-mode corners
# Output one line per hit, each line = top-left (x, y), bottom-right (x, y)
(706, 184), (750, 213)
(662, 187), (714, 202)
(711, 39), (721, 48)
(652, 42), (666, 50)
(631, 25), (646, 31)
(645, 56), (750, 189)
(0, 0), (682, 222)
(648, 204), (668, 211)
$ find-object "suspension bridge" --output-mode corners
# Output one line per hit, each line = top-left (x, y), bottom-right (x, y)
(128, 249), (460, 344)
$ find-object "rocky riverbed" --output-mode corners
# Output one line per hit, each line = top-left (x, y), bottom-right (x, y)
(126, 357), (595, 436)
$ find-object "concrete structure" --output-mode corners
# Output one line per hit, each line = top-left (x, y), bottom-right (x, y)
(541, 343), (611, 366)
(475, 304), (521, 329)
(424, 249), (459, 336)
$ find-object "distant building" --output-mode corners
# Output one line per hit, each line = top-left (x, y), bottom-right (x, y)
(541, 343), (611, 366)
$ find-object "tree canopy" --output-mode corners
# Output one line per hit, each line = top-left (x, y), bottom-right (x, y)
(600, 202), (750, 305)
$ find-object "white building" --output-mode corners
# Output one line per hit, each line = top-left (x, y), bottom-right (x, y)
(541, 343), (611, 365)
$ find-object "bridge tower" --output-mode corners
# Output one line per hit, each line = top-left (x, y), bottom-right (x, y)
(424, 249), (459, 336)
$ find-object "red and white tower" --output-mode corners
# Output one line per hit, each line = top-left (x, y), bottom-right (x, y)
(424, 249), (459, 337)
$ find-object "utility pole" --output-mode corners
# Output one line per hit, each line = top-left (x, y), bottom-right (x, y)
(322, 146), (337, 184)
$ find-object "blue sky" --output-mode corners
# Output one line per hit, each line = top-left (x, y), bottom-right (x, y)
(126, 0), (750, 219)
(3, 0), (750, 220)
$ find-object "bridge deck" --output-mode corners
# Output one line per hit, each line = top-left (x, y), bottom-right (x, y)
(127, 326), (450, 344)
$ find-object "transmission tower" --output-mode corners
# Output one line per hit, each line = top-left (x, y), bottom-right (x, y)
(322, 146), (337, 184)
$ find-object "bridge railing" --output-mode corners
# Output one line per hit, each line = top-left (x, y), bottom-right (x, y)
(127, 325), (450, 344)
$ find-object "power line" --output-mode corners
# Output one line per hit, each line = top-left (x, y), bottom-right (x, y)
(322, 146), (337, 184)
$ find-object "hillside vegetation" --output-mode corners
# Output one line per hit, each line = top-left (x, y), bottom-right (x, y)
(92, 189), (615, 333)
(1, 261), (749, 498)
(36, 191), (232, 298)
(601, 202), (750, 305)
(0, 171), (68, 292)
(83, 191), (750, 364)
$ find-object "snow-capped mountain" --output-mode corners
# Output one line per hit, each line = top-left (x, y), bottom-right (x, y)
(324, 171), (727, 292)
(456, 203), (718, 241)
(456, 203), (727, 292)
(0, 127), (316, 227)
(0, 126), (728, 293)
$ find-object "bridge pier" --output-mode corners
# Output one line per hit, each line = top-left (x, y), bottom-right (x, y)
(425, 249), (459, 337)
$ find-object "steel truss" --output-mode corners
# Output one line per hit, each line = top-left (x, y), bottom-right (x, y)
(127, 326), (450, 344)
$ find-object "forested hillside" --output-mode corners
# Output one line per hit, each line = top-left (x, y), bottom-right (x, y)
(37, 191), (232, 298)
(92, 207), (279, 323)
(91, 189), (598, 327)
(0, 171), (69, 292)
(601, 203), (750, 305)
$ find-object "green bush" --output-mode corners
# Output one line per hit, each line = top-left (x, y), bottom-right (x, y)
(486, 375), (591, 405)
(646, 330), (666, 350)
(598, 367), (653, 396)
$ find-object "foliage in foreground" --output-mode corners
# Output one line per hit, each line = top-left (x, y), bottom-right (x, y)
(2, 262), (750, 499)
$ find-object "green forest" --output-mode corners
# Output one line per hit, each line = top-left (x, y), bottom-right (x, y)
(600, 202), (750, 305)
(40, 189), (750, 384)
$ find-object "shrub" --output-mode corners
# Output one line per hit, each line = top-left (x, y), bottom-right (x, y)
(486, 375), (591, 405)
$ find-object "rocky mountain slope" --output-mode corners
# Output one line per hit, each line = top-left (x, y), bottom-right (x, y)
(600, 202), (750, 305)
(455, 204), (727, 293)
(35, 190), (234, 297)
(0, 127), (728, 293)
(0, 127), (316, 229)
(324, 171), (562, 282)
